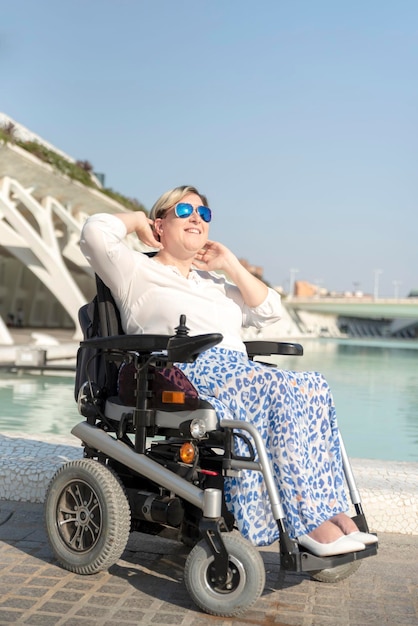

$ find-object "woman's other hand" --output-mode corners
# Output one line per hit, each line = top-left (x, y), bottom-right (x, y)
(193, 240), (236, 272)
(115, 212), (163, 249)
(194, 240), (269, 308)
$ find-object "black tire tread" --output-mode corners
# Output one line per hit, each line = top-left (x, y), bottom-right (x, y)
(310, 560), (361, 582)
(44, 458), (131, 575)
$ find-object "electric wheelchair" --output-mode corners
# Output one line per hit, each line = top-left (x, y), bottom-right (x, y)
(44, 275), (378, 617)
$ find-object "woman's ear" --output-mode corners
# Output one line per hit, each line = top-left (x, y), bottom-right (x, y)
(153, 218), (163, 239)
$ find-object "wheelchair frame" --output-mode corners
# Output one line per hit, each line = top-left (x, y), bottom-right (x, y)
(44, 276), (378, 617)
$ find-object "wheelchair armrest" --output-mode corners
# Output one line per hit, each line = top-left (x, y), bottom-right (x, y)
(167, 333), (223, 363)
(80, 334), (170, 352)
(80, 331), (224, 363)
(244, 340), (303, 357)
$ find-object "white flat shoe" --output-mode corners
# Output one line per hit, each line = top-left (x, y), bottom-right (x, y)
(297, 534), (366, 557)
(347, 531), (378, 545)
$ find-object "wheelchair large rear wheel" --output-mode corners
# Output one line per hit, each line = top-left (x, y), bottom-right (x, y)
(309, 560), (361, 582)
(44, 458), (131, 575)
(184, 531), (265, 617)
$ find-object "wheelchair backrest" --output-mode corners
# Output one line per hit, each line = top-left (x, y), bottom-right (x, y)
(74, 274), (124, 401)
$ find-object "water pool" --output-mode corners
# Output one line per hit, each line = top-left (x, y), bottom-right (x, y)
(1, 338), (417, 462)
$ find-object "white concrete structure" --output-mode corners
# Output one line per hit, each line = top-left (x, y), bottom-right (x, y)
(0, 172), (88, 339)
(0, 113), (146, 343)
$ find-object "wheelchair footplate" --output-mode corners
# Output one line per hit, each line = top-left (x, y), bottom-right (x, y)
(281, 541), (378, 573)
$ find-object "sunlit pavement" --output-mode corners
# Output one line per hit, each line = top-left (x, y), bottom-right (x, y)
(0, 501), (417, 626)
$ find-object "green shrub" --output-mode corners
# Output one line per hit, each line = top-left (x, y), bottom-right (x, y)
(0, 124), (147, 214)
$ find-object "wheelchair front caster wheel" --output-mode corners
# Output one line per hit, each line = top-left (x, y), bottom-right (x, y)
(184, 531), (265, 617)
(44, 459), (131, 575)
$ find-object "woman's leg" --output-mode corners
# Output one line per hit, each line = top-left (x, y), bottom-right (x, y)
(180, 348), (353, 545)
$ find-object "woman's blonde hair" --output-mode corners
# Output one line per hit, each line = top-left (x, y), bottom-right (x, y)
(149, 185), (209, 221)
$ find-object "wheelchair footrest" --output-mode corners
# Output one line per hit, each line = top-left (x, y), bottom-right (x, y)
(280, 543), (378, 573)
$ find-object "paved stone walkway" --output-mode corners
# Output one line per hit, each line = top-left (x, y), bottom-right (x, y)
(0, 501), (417, 626)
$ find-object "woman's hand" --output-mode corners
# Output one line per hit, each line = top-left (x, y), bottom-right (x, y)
(135, 214), (163, 249)
(193, 240), (236, 272)
(115, 212), (163, 249)
(194, 240), (269, 308)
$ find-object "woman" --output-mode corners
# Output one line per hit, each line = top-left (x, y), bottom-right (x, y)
(80, 184), (377, 555)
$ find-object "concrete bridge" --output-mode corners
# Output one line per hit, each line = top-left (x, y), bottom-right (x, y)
(282, 296), (418, 339)
(285, 297), (418, 319)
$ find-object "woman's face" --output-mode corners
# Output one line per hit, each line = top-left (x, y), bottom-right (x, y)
(155, 192), (210, 257)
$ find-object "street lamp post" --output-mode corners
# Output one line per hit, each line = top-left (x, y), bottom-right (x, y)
(393, 280), (402, 299)
(373, 269), (382, 300)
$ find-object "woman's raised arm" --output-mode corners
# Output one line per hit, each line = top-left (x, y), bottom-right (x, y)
(194, 240), (269, 308)
(113, 212), (163, 249)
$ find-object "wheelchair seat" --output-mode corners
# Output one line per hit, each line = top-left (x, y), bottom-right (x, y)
(104, 395), (220, 432)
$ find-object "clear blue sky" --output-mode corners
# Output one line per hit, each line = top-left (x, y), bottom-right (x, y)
(1, 0), (417, 296)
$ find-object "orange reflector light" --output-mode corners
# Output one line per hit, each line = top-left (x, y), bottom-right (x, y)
(162, 391), (186, 404)
(179, 442), (196, 464)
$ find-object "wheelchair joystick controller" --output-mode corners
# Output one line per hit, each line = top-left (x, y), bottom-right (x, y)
(175, 314), (190, 337)
(167, 315), (223, 363)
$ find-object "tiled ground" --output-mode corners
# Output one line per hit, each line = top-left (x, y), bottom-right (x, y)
(0, 501), (417, 625)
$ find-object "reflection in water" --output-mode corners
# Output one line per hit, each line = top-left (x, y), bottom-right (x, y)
(0, 339), (417, 462)
(0, 374), (79, 437)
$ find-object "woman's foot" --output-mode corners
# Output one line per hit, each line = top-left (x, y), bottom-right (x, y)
(346, 531), (378, 545)
(298, 514), (377, 557)
(297, 519), (364, 557)
(297, 533), (365, 557)
(297, 513), (378, 556)
(330, 512), (359, 534)
(330, 513), (378, 544)
(307, 520), (346, 544)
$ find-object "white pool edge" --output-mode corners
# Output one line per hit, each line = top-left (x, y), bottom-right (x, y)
(0, 431), (417, 535)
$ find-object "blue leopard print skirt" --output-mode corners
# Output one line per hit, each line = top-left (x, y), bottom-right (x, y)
(179, 346), (349, 546)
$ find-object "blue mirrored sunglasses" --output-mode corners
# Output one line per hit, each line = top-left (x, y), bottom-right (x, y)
(173, 202), (212, 223)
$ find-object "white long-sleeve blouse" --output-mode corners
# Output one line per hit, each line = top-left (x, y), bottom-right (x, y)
(80, 213), (282, 353)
